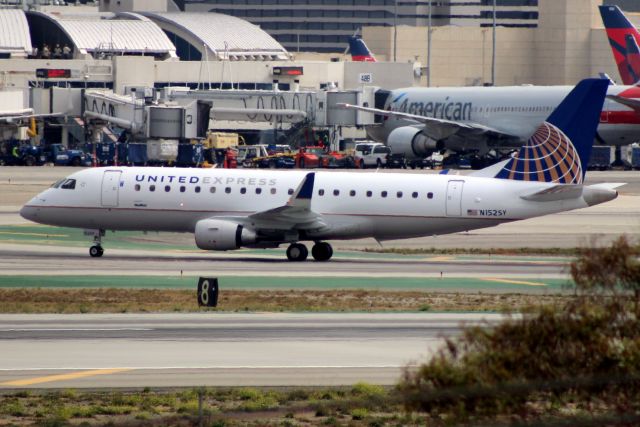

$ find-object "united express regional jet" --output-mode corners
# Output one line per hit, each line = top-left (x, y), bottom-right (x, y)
(20, 79), (620, 262)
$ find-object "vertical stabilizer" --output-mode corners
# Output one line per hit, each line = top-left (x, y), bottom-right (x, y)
(626, 34), (640, 83)
(494, 79), (609, 184)
(348, 36), (377, 62)
(599, 5), (640, 85)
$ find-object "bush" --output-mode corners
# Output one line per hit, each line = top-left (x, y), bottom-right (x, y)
(398, 236), (640, 421)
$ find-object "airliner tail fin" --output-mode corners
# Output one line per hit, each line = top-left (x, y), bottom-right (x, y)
(599, 5), (640, 85)
(493, 79), (609, 184)
(348, 36), (377, 62)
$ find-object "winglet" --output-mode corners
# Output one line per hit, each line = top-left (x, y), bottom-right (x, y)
(297, 172), (315, 200)
(288, 172), (315, 207)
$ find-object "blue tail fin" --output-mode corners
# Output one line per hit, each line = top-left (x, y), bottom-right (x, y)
(348, 36), (376, 62)
(494, 78), (609, 184)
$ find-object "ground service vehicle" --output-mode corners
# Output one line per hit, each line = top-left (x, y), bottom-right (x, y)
(354, 142), (390, 168)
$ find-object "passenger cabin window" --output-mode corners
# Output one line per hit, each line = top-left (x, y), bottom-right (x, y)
(318, 189), (325, 196)
(195, 186), (201, 193)
(270, 188), (277, 194)
(241, 188), (247, 194)
(135, 184), (141, 191)
(256, 188), (262, 194)
(333, 189), (340, 196)
(225, 187), (231, 194)
(349, 190), (356, 197)
(366, 191), (372, 197)
(149, 185), (156, 192)
(381, 191), (387, 198)
(181, 186), (186, 193)
(396, 191), (403, 198)
(60, 179), (76, 190)
(209, 187), (215, 193)
(412, 192), (418, 198)
(427, 192), (434, 199)
(165, 185), (171, 192)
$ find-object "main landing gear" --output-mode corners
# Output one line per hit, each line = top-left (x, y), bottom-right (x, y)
(286, 242), (334, 262)
(88, 229), (105, 258)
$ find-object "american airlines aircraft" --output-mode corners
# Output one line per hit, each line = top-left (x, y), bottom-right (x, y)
(348, 36), (377, 62)
(20, 79), (620, 262)
(342, 82), (640, 162)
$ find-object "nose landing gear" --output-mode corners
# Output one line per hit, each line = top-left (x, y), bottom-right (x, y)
(87, 229), (105, 258)
(89, 245), (104, 258)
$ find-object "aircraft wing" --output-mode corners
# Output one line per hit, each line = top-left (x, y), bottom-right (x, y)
(337, 103), (520, 142)
(248, 172), (328, 231)
(606, 94), (640, 112)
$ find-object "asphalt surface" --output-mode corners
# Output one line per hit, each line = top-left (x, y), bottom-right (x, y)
(0, 313), (504, 388)
(0, 244), (565, 279)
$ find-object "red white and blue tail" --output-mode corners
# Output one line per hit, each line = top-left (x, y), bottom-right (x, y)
(494, 79), (609, 184)
(348, 36), (376, 62)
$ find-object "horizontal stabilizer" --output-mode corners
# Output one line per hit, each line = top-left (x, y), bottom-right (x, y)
(607, 94), (640, 111)
(520, 185), (583, 202)
(585, 182), (626, 191)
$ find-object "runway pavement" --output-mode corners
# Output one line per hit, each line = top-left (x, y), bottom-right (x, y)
(0, 312), (504, 388)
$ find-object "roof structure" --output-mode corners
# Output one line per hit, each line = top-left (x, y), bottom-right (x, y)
(27, 11), (177, 57)
(0, 9), (32, 56)
(140, 12), (289, 61)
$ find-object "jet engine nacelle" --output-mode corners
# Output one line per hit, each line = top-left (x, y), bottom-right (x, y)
(387, 126), (440, 159)
(195, 219), (257, 251)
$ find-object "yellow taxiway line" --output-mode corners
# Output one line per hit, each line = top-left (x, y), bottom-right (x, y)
(481, 278), (548, 287)
(0, 368), (132, 387)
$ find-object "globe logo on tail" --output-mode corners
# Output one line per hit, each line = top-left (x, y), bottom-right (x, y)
(496, 122), (583, 184)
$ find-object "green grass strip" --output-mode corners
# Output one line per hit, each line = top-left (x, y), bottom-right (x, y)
(0, 275), (571, 291)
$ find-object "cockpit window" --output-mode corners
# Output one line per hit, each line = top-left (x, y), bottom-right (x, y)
(51, 179), (65, 188)
(60, 179), (76, 190)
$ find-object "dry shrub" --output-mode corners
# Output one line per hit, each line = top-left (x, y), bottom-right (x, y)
(398, 236), (640, 423)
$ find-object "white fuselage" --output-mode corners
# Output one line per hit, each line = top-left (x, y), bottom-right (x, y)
(367, 85), (640, 148)
(21, 167), (601, 245)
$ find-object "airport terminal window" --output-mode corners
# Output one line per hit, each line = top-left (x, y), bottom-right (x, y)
(427, 192), (434, 199)
(318, 189), (325, 196)
(397, 191), (403, 198)
(256, 188), (262, 195)
(195, 186), (201, 193)
(381, 191), (387, 198)
(149, 185), (156, 192)
(366, 190), (372, 197)
(350, 190), (356, 197)
(241, 188), (247, 194)
(270, 188), (277, 194)
(165, 185), (171, 192)
(333, 189), (340, 196)
(181, 186), (186, 193)
(225, 187), (231, 194)
(412, 192), (418, 198)
(60, 179), (76, 190)
(135, 184), (141, 191)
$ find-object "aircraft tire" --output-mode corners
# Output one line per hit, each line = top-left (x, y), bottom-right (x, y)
(286, 243), (308, 261)
(311, 242), (333, 261)
(89, 245), (104, 258)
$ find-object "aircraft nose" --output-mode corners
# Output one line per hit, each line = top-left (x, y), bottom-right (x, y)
(19, 204), (37, 221)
